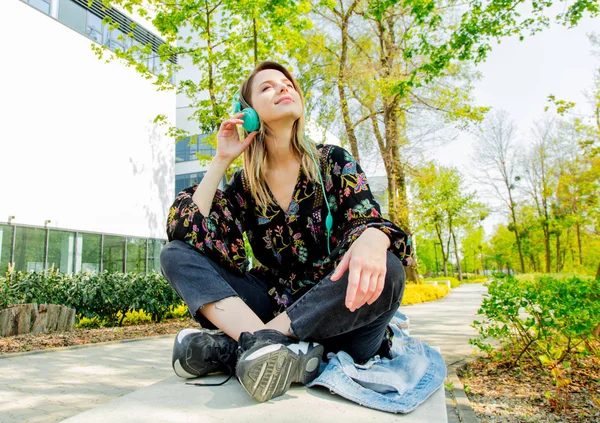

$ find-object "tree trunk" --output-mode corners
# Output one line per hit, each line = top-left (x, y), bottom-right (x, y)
(451, 229), (463, 281)
(507, 190), (526, 273)
(435, 226), (448, 276)
(543, 226), (551, 273)
(556, 232), (561, 273)
(576, 223), (583, 265)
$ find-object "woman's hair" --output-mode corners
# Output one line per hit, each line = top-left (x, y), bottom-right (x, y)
(237, 60), (321, 213)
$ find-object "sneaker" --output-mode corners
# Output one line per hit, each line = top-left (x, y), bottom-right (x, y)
(172, 328), (237, 386)
(235, 329), (324, 402)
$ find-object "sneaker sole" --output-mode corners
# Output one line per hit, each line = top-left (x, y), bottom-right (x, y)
(172, 328), (230, 379)
(237, 344), (324, 402)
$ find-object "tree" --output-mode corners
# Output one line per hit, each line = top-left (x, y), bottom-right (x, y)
(92, 0), (313, 177)
(474, 110), (527, 273)
(522, 118), (561, 273)
(412, 162), (487, 279)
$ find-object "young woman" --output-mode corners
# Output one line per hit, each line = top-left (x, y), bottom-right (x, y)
(160, 61), (411, 403)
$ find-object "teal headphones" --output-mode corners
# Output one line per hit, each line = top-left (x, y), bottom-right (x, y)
(232, 90), (334, 254)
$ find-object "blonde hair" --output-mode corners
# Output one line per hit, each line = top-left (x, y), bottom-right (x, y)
(238, 61), (321, 213)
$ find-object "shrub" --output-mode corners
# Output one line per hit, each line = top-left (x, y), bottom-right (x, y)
(165, 303), (190, 319)
(2, 268), (182, 326)
(118, 309), (152, 325)
(471, 274), (600, 409)
(75, 316), (105, 329)
(402, 284), (450, 305)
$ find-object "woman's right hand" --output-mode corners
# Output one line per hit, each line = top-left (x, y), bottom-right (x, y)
(215, 112), (258, 164)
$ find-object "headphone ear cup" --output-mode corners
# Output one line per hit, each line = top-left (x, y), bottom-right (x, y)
(240, 107), (260, 132)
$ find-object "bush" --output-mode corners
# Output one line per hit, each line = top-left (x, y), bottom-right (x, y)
(165, 303), (190, 319)
(470, 274), (600, 407)
(75, 316), (105, 329)
(515, 273), (593, 283)
(2, 268), (182, 326)
(402, 284), (450, 305)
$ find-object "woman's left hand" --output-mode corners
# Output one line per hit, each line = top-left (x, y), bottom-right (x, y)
(330, 228), (390, 312)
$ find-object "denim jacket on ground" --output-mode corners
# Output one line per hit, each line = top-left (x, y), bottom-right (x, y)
(306, 309), (447, 413)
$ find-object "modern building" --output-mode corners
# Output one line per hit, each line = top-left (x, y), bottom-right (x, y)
(0, 0), (344, 276)
(0, 0), (176, 274)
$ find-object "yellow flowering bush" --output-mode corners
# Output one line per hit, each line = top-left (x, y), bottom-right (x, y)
(401, 284), (450, 305)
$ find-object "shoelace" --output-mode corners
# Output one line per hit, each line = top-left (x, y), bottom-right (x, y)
(186, 344), (237, 387)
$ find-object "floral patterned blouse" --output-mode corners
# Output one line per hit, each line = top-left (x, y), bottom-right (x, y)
(166, 143), (411, 317)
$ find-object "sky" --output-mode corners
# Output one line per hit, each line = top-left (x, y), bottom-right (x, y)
(430, 15), (599, 236)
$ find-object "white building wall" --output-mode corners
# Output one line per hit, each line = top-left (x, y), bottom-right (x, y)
(0, 0), (175, 239)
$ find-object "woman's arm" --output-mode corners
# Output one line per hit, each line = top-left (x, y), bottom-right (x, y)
(325, 145), (411, 264)
(166, 163), (248, 273)
(192, 156), (232, 215)
(324, 145), (411, 311)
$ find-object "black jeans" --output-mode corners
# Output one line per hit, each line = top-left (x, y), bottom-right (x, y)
(160, 240), (405, 363)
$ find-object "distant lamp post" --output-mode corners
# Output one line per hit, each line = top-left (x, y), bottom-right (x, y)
(8, 215), (15, 224)
(44, 220), (51, 227)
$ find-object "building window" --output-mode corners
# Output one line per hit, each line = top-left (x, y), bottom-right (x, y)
(103, 235), (125, 273)
(0, 225), (15, 273)
(56, 0), (175, 82)
(175, 171), (206, 194)
(22, 0), (51, 15)
(147, 239), (165, 273)
(77, 233), (101, 275)
(176, 134), (215, 163)
(13, 227), (46, 272)
(58, 0), (87, 34)
(126, 237), (147, 273)
(47, 230), (76, 274)
(0, 222), (166, 275)
(85, 10), (105, 43)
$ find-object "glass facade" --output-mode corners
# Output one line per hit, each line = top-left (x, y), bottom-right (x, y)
(103, 236), (125, 273)
(78, 233), (101, 274)
(0, 225), (15, 273)
(47, 230), (75, 273)
(0, 223), (166, 275)
(13, 227), (46, 272)
(24, 0), (51, 14)
(24, 0), (175, 83)
(175, 171), (206, 195)
(176, 134), (215, 163)
(147, 239), (166, 273)
(126, 238), (147, 273)
(58, 0), (87, 34)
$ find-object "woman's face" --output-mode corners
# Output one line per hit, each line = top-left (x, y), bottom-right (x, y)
(250, 69), (302, 127)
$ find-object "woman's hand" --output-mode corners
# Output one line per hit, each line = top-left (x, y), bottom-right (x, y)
(330, 228), (391, 312)
(215, 112), (258, 164)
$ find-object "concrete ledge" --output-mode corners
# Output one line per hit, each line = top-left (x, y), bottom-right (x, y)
(63, 348), (449, 423)
(445, 360), (479, 423)
(63, 375), (447, 423)
(0, 334), (174, 360)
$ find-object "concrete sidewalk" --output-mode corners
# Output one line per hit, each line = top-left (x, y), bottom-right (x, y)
(403, 283), (488, 366)
(0, 283), (488, 423)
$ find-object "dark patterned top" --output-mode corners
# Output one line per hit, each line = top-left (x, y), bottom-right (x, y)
(166, 143), (411, 316)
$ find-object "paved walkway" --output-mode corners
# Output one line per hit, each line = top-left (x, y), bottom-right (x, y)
(402, 283), (489, 367)
(0, 283), (488, 423)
